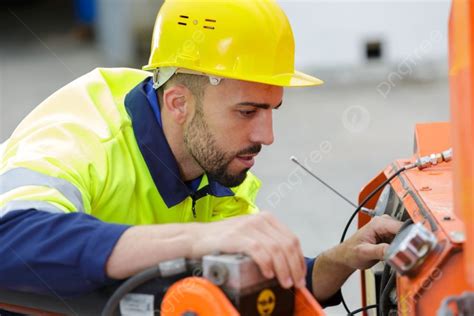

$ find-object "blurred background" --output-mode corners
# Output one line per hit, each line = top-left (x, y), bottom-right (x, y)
(0, 0), (451, 314)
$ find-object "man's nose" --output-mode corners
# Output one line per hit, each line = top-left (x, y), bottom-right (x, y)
(249, 110), (274, 146)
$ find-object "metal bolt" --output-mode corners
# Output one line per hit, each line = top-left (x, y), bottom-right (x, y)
(208, 263), (228, 286)
(450, 231), (465, 243)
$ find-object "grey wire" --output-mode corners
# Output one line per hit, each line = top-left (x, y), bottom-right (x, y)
(290, 156), (357, 208)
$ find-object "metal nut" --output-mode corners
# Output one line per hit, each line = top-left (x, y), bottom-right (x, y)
(385, 223), (437, 275)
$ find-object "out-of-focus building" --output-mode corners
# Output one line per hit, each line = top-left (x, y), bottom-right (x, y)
(280, 1), (450, 83)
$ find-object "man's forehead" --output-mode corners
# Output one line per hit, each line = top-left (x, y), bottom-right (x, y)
(206, 77), (284, 105)
(225, 77), (281, 90)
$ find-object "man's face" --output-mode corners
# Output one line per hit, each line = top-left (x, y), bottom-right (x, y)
(184, 79), (283, 187)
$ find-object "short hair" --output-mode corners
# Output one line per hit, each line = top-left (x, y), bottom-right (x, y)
(157, 73), (209, 106)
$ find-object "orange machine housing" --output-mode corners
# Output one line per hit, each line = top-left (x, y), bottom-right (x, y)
(449, 0), (474, 287)
(160, 277), (325, 316)
(359, 123), (470, 315)
(358, 0), (474, 314)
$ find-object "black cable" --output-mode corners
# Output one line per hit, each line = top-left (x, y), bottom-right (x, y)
(379, 262), (392, 301)
(339, 292), (352, 315)
(340, 166), (408, 244)
(379, 221), (409, 299)
(377, 219), (414, 316)
(338, 166), (409, 314)
(379, 271), (396, 316)
(348, 304), (378, 315)
(101, 266), (163, 316)
(378, 219), (413, 299)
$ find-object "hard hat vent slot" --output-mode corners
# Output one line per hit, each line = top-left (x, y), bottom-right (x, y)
(204, 19), (216, 30)
(178, 15), (189, 26)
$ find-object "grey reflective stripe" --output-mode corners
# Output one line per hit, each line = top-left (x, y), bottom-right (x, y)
(0, 167), (84, 213)
(0, 200), (65, 218)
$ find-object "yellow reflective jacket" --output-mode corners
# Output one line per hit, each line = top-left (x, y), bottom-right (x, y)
(0, 68), (261, 225)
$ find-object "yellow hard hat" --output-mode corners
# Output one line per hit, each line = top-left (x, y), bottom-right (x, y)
(143, 0), (323, 87)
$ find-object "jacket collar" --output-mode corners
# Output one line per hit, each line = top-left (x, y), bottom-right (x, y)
(124, 77), (234, 208)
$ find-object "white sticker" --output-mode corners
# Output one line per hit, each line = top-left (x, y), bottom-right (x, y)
(119, 293), (155, 316)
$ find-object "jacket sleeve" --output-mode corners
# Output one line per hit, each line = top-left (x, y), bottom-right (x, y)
(0, 209), (130, 296)
(305, 257), (342, 308)
(0, 108), (125, 296)
(0, 70), (146, 296)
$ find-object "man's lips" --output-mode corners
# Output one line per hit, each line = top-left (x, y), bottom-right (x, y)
(235, 154), (257, 168)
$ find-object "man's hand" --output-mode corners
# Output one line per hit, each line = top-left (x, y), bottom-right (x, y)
(106, 212), (305, 290)
(311, 215), (403, 302)
(191, 211), (307, 289)
(341, 214), (403, 270)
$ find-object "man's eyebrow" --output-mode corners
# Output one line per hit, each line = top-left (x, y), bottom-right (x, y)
(236, 100), (283, 110)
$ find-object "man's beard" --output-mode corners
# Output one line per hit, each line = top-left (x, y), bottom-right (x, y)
(184, 105), (261, 187)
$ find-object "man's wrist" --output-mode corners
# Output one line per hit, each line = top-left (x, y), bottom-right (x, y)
(311, 245), (355, 302)
(187, 222), (209, 259)
(325, 243), (355, 272)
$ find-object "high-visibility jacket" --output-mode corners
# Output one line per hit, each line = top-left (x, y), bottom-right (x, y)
(1, 68), (261, 224)
(0, 68), (336, 305)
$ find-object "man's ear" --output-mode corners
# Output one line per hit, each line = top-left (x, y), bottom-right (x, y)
(162, 85), (190, 124)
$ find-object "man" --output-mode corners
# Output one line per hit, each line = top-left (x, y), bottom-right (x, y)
(0, 0), (401, 308)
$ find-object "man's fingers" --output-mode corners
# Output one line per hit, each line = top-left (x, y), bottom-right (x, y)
(371, 215), (404, 240)
(260, 211), (307, 276)
(343, 216), (404, 269)
(210, 213), (306, 289)
(258, 213), (306, 288)
(240, 229), (295, 289)
(241, 236), (275, 279)
(358, 243), (389, 261)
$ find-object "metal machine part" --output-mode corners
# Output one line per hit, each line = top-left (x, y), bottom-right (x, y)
(385, 223), (437, 275)
(372, 185), (409, 220)
(207, 260), (229, 286)
(203, 254), (269, 291)
(203, 254), (295, 316)
(363, 262), (385, 311)
(437, 292), (474, 316)
(411, 148), (453, 170)
(158, 258), (187, 277)
(361, 184), (410, 223)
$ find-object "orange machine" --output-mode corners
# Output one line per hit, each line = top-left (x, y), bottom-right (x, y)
(358, 0), (474, 315)
(160, 277), (324, 316)
(0, 254), (326, 316)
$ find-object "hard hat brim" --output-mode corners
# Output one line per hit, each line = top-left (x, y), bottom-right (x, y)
(143, 64), (323, 88)
(284, 70), (324, 87)
(237, 70), (324, 87)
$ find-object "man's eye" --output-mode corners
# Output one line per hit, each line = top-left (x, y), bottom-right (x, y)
(239, 110), (256, 117)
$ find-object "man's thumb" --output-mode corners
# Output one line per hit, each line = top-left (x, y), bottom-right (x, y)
(359, 243), (390, 261)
